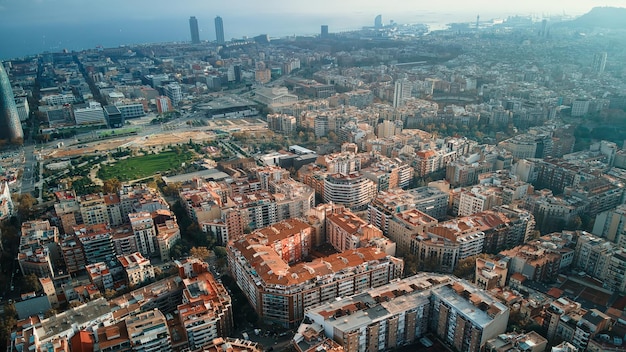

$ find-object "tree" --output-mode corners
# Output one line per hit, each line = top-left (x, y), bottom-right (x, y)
(214, 246), (227, 258)
(0, 304), (16, 350)
(403, 254), (420, 276)
(16, 193), (36, 218)
(170, 241), (185, 259)
(102, 177), (122, 194)
(44, 308), (57, 318)
(24, 273), (42, 292)
(453, 255), (488, 280)
(104, 289), (117, 299)
(190, 246), (211, 260)
(566, 215), (583, 231)
(162, 182), (182, 197)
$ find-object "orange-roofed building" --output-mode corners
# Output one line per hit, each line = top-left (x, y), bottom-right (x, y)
(178, 271), (233, 349)
(117, 252), (155, 286)
(228, 231), (403, 327)
(70, 331), (94, 352)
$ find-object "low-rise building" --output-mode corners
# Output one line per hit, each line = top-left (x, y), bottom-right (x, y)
(117, 252), (155, 287)
(126, 309), (172, 352)
(85, 262), (114, 291)
(485, 331), (547, 352)
(500, 242), (561, 282)
(475, 257), (508, 290)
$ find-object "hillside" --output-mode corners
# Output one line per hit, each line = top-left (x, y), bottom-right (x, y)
(564, 6), (626, 29)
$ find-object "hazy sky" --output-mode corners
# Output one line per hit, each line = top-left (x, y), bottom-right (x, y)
(1, 0), (626, 59)
(1, 0), (626, 25)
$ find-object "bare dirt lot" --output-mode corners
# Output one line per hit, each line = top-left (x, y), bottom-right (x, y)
(46, 130), (217, 159)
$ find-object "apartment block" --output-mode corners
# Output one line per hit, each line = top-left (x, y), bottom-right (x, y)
(60, 234), (86, 275)
(18, 220), (60, 278)
(368, 187), (448, 237)
(126, 309), (172, 352)
(430, 281), (509, 352)
(475, 257), (508, 290)
(500, 242), (561, 282)
(118, 252), (155, 287)
(532, 158), (596, 194)
(454, 186), (503, 217)
(85, 262), (114, 291)
(79, 193), (124, 227)
(323, 172), (376, 211)
(326, 206), (394, 255)
(594, 204), (626, 245)
(564, 177), (624, 217)
(179, 271), (233, 349)
(129, 212), (157, 257)
(574, 232), (615, 280)
(9, 298), (112, 350)
(156, 220), (181, 261)
(298, 274), (508, 352)
(228, 233), (404, 327)
(387, 209), (438, 255)
(187, 337), (262, 352)
(119, 183), (170, 215)
(74, 223), (116, 264)
(111, 224), (138, 256)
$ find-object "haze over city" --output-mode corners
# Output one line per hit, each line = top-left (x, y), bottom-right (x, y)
(3, 1), (626, 352)
(1, 0), (626, 58)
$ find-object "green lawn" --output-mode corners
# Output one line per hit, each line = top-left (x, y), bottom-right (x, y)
(98, 150), (194, 181)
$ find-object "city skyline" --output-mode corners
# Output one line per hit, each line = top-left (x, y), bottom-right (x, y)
(1, 1), (625, 59)
(1, 0), (624, 25)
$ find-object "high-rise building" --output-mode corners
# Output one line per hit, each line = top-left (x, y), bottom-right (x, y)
(593, 52), (607, 74)
(321, 25), (329, 38)
(323, 173), (376, 211)
(374, 14), (382, 29)
(164, 83), (182, 106)
(189, 16), (200, 44)
(129, 212), (157, 257)
(393, 79), (412, 108)
(0, 63), (24, 143)
(215, 16), (225, 45)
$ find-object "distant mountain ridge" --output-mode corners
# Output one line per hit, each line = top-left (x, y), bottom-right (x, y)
(564, 6), (626, 29)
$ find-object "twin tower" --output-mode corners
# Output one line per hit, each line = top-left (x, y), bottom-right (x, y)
(189, 16), (224, 45)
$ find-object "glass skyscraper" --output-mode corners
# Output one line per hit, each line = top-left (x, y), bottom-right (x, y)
(215, 16), (225, 45)
(189, 16), (200, 44)
(0, 63), (24, 143)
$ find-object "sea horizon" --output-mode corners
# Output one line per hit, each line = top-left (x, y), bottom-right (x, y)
(0, 11), (559, 60)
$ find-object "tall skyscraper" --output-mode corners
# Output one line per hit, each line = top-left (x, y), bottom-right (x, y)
(374, 15), (382, 29)
(321, 25), (329, 38)
(393, 79), (412, 108)
(0, 63), (24, 143)
(593, 52), (607, 74)
(215, 16), (225, 45)
(189, 16), (200, 44)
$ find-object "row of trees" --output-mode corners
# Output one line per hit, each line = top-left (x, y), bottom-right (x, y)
(403, 253), (490, 280)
